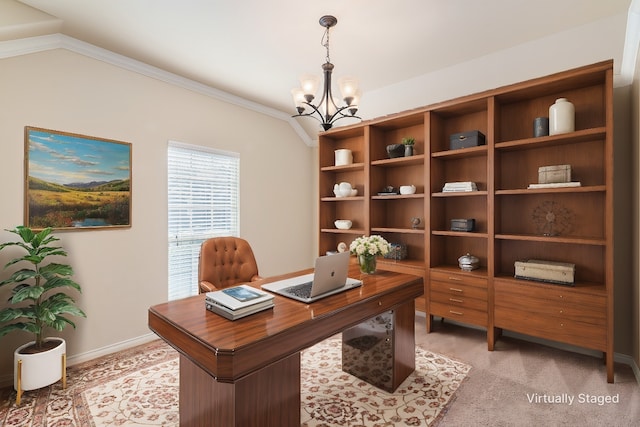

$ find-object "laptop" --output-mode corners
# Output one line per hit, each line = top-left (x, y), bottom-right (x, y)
(261, 251), (362, 303)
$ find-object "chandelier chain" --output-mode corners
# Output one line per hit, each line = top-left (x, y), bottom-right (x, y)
(322, 26), (331, 63)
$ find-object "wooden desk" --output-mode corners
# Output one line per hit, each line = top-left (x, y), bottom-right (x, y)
(148, 264), (423, 427)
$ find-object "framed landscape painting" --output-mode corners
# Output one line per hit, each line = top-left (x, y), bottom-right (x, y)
(24, 126), (132, 230)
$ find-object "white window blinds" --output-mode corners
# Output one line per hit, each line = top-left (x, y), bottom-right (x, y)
(167, 141), (240, 300)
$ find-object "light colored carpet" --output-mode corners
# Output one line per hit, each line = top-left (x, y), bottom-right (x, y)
(417, 314), (640, 426)
(0, 335), (470, 426)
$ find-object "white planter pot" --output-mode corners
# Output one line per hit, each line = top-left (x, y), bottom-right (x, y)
(14, 338), (66, 394)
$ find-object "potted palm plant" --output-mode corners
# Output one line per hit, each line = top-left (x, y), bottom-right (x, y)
(0, 226), (86, 404)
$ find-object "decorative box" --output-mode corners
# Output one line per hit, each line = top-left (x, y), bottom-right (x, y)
(538, 164), (571, 184)
(450, 218), (475, 232)
(384, 243), (407, 260)
(450, 130), (486, 150)
(514, 259), (575, 285)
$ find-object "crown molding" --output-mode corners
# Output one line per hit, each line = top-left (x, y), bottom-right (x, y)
(620, 0), (640, 86)
(0, 33), (314, 147)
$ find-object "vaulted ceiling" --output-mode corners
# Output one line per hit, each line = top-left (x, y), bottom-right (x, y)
(8, 0), (636, 140)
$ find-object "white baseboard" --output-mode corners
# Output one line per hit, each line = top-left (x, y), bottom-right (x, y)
(0, 333), (159, 389)
(65, 333), (159, 366)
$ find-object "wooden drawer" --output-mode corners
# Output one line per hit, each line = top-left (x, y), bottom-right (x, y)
(430, 270), (487, 289)
(430, 280), (487, 302)
(431, 290), (487, 311)
(494, 279), (607, 350)
(429, 271), (488, 327)
(430, 302), (487, 326)
(494, 280), (606, 324)
(494, 305), (606, 351)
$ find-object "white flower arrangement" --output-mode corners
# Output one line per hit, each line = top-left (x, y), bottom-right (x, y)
(349, 235), (390, 257)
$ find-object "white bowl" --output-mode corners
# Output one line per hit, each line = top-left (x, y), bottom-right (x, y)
(334, 220), (352, 230)
(399, 185), (416, 195)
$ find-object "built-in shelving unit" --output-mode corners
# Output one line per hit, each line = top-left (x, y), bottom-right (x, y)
(317, 60), (614, 382)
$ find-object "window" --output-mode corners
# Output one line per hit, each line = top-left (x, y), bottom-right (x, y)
(167, 141), (240, 300)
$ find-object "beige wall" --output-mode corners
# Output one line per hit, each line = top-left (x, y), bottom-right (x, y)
(0, 49), (315, 381)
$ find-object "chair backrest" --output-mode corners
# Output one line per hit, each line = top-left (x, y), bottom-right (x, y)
(198, 237), (260, 293)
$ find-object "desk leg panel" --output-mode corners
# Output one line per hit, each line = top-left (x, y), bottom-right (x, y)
(179, 353), (301, 427)
(342, 301), (416, 393)
(393, 300), (416, 389)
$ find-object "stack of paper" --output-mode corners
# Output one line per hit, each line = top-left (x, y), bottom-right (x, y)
(205, 284), (274, 320)
(442, 181), (478, 192)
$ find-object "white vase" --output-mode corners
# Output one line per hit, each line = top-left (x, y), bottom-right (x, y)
(549, 98), (575, 135)
(14, 337), (66, 395)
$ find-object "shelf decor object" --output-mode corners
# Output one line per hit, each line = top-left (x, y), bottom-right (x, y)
(384, 243), (408, 260)
(549, 97), (575, 135)
(334, 149), (353, 166)
(291, 15), (361, 130)
(449, 130), (485, 150)
(538, 164), (571, 184)
(386, 143), (405, 158)
(533, 117), (549, 137)
(531, 200), (573, 236)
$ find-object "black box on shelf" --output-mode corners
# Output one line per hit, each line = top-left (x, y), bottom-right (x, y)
(449, 130), (485, 150)
(450, 218), (475, 232)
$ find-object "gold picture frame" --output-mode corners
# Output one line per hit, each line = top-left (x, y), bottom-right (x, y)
(24, 126), (132, 230)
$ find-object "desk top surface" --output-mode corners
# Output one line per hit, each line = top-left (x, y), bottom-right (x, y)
(148, 264), (423, 380)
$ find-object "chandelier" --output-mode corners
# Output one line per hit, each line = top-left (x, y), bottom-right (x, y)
(291, 15), (361, 131)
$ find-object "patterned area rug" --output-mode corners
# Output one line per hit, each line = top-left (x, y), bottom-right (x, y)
(0, 337), (470, 426)
(301, 338), (470, 426)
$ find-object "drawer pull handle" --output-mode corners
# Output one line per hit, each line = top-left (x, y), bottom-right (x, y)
(448, 277), (463, 282)
(449, 298), (464, 303)
(449, 310), (463, 316)
(378, 301), (382, 306)
(449, 287), (464, 293)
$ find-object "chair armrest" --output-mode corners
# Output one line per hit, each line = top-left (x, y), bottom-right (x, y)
(199, 280), (217, 293)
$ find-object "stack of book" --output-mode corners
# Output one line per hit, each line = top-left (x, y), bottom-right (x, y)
(442, 181), (478, 192)
(205, 284), (274, 320)
(527, 182), (581, 189)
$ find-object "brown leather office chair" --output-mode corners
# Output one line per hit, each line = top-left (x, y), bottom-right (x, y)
(198, 237), (261, 293)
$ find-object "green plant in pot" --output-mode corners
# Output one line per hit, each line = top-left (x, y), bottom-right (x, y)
(402, 137), (415, 156)
(0, 226), (86, 404)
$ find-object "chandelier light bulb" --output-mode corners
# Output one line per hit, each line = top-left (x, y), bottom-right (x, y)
(299, 74), (320, 100)
(338, 77), (359, 105)
(348, 90), (361, 115)
(291, 88), (306, 113)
